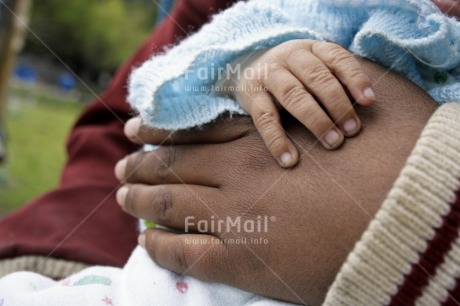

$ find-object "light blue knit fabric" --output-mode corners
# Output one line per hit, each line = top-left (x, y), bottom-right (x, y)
(128, 0), (460, 130)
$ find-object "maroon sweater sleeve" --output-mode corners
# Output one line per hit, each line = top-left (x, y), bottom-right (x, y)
(0, 0), (238, 268)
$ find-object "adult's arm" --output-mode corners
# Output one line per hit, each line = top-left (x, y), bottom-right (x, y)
(117, 59), (460, 305)
(0, 0), (238, 278)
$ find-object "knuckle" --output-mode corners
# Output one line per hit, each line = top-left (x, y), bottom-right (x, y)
(344, 68), (364, 81)
(151, 148), (176, 182)
(172, 241), (189, 273)
(255, 112), (284, 148)
(285, 47), (305, 64)
(254, 111), (277, 129)
(328, 46), (353, 64)
(266, 62), (284, 75)
(315, 42), (345, 57)
(151, 187), (173, 223)
(281, 85), (307, 110)
(265, 133), (286, 152)
(165, 147), (177, 169)
(307, 66), (335, 85)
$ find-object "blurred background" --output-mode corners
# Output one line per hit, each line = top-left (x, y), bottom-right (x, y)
(0, 0), (159, 215)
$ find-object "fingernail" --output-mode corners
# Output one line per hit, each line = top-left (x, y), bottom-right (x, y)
(125, 117), (142, 140)
(325, 130), (341, 147)
(343, 118), (358, 135)
(363, 87), (376, 101)
(116, 186), (129, 207)
(114, 158), (127, 181)
(138, 234), (146, 248)
(280, 152), (294, 167)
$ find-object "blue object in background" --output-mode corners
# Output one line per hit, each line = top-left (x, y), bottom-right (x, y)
(156, 0), (175, 23)
(13, 64), (37, 84)
(57, 72), (76, 92)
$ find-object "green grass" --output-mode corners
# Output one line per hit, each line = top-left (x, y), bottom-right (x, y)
(0, 87), (85, 214)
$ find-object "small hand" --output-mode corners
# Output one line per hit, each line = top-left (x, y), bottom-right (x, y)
(220, 40), (375, 167)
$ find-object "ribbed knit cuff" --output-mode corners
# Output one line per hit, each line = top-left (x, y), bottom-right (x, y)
(324, 103), (460, 306)
(0, 256), (89, 279)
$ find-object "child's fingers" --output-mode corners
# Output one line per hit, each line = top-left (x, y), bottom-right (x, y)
(288, 51), (361, 137)
(263, 69), (344, 150)
(242, 91), (299, 167)
(311, 42), (375, 106)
